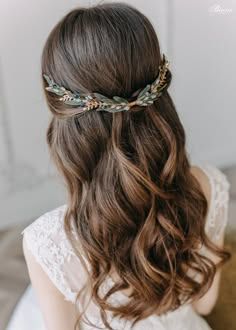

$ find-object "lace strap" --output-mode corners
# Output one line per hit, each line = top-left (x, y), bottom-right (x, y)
(21, 205), (79, 303)
(198, 164), (230, 241)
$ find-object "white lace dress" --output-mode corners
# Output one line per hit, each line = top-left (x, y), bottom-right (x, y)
(7, 164), (230, 330)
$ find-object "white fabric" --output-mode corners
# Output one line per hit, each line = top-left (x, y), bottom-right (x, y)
(7, 163), (230, 330)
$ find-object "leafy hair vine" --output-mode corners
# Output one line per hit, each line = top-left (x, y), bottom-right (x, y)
(43, 53), (170, 115)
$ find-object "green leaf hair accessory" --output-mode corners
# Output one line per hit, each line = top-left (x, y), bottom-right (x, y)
(43, 53), (170, 115)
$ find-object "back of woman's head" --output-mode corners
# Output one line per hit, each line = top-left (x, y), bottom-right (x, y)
(41, 2), (230, 329)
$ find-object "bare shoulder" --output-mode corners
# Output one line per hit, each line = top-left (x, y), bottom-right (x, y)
(190, 165), (211, 206)
(22, 223), (78, 330)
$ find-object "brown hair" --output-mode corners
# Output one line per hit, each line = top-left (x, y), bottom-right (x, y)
(41, 2), (231, 329)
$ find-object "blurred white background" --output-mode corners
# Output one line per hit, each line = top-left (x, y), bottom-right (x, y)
(0, 0), (235, 228)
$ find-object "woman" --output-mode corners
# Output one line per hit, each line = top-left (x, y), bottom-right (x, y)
(7, 2), (231, 330)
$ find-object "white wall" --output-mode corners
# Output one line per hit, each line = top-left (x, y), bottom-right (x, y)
(0, 0), (235, 228)
(171, 0), (236, 165)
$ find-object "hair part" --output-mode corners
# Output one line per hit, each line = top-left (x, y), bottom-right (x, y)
(41, 2), (231, 329)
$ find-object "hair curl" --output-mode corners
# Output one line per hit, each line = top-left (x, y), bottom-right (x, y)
(41, 2), (231, 329)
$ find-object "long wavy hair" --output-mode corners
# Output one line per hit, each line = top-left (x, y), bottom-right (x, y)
(41, 2), (231, 329)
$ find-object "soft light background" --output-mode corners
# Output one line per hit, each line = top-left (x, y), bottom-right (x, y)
(0, 0), (235, 229)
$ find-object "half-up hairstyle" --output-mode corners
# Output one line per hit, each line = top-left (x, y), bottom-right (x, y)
(41, 2), (231, 329)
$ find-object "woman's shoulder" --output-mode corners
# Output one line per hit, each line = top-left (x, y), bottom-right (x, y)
(190, 163), (231, 241)
(21, 204), (68, 236)
(21, 204), (84, 303)
(190, 163), (230, 203)
(21, 204), (71, 262)
(191, 163), (230, 187)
